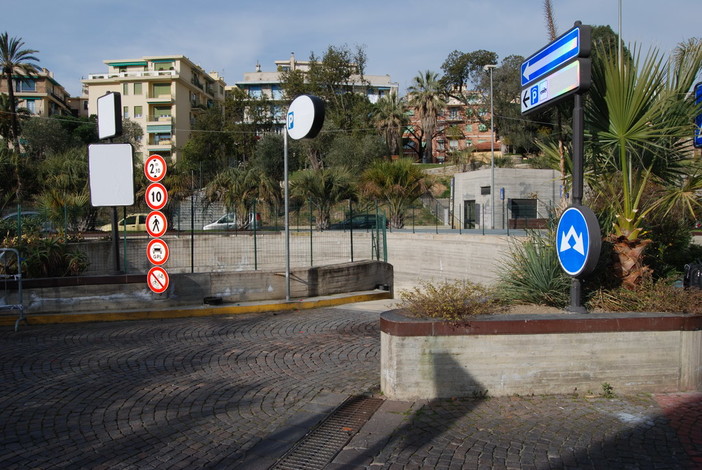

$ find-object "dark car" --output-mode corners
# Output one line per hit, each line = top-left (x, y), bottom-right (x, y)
(328, 214), (386, 230)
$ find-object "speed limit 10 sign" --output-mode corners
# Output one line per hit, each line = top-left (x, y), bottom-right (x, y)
(145, 182), (168, 211)
(144, 154), (167, 182)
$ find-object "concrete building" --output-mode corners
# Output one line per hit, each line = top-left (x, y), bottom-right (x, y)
(82, 55), (227, 162)
(233, 53), (399, 132)
(0, 68), (72, 117)
(452, 168), (561, 229)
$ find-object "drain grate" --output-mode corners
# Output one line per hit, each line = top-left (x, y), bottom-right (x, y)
(270, 395), (384, 470)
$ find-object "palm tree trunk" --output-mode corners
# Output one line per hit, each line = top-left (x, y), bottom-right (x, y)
(609, 236), (652, 289)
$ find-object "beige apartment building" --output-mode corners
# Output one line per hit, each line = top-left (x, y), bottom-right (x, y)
(82, 55), (226, 162)
(0, 68), (72, 118)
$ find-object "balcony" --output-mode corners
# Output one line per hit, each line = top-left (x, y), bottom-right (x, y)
(87, 70), (177, 80)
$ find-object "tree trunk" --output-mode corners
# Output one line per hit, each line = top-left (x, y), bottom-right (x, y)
(609, 236), (653, 289)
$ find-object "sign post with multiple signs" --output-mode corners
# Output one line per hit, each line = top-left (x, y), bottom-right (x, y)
(144, 155), (169, 294)
(522, 21), (598, 313)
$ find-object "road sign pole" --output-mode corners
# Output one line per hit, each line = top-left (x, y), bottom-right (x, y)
(569, 92), (587, 313)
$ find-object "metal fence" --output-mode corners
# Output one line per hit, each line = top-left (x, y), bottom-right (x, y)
(0, 199), (388, 278)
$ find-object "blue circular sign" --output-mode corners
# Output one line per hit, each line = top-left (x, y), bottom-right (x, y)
(556, 205), (601, 277)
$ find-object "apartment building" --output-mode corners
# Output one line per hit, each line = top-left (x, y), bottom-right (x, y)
(233, 53), (399, 132)
(0, 68), (72, 117)
(404, 91), (499, 164)
(82, 55), (226, 162)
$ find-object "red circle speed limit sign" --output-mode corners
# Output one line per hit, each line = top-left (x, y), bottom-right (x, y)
(146, 238), (169, 265)
(144, 154), (167, 182)
(147, 266), (170, 294)
(146, 211), (168, 238)
(145, 183), (168, 211)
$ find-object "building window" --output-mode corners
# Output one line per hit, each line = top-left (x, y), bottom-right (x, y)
(449, 140), (459, 150)
(122, 83), (129, 96)
(24, 100), (36, 114)
(15, 78), (35, 92)
(478, 124), (488, 132)
(154, 61), (174, 71)
(152, 83), (170, 97)
(437, 140), (445, 151)
(134, 106), (143, 118)
(134, 83), (142, 95)
(249, 85), (262, 98)
(449, 108), (459, 120)
(510, 199), (537, 219)
(123, 106), (129, 119)
(481, 186), (491, 196)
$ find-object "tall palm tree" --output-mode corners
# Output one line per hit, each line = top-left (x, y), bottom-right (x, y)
(586, 40), (702, 288)
(0, 33), (39, 148)
(372, 91), (407, 157)
(360, 158), (434, 229)
(408, 70), (444, 164)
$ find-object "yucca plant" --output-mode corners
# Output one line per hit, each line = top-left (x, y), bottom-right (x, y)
(496, 228), (570, 307)
(585, 40), (702, 288)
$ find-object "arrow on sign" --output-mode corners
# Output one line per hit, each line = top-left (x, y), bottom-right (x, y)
(560, 226), (585, 256)
(522, 32), (578, 85)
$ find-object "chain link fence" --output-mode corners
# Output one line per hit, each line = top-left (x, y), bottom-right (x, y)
(0, 199), (388, 279)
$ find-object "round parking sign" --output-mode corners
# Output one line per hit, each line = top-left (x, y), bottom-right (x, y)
(147, 266), (169, 294)
(286, 95), (325, 140)
(556, 205), (601, 277)
(146, 211), (168, 238)
(145, 183), (168, 211)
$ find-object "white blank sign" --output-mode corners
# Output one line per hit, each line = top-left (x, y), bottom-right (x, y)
(88, 144), (135, 207)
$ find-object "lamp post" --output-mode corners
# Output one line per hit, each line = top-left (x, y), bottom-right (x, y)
(484, 64), (496, 229)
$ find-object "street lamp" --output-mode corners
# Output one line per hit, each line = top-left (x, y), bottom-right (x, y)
(484, 64), (496, 229)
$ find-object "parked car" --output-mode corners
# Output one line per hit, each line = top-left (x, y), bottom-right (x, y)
(97, 213), (149, 232)
(1, 211), (56, 233)
(203, 212), (261, 231)
(328, 214), (387, 230)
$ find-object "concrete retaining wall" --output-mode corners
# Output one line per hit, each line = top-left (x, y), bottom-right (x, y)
(380, 310), (702, 398)
(14, 261), (392, 314)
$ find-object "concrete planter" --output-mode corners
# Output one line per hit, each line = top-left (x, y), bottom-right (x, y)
(380, 310), (702, 399)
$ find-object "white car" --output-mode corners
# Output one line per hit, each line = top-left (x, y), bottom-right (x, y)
(203, 213), (261, 231)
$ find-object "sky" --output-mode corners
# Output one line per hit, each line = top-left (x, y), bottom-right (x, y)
(3, 0), (700, 97)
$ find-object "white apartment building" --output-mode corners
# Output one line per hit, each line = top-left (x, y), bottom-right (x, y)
(82, 55), (226, 162)
(233, 53), (399, 131)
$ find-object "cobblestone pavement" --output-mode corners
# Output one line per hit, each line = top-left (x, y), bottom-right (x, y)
(1, 304), (701, 469)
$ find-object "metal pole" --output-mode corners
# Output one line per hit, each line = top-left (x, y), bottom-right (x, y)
(570, 92), (587, 313)
(284, 129), (291, 301)
(488, 65), (496, 229)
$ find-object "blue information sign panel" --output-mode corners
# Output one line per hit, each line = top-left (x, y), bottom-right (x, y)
(694, 82), (702, 148)
(521, 25), (591, 87)
(556, 206), (601, 278)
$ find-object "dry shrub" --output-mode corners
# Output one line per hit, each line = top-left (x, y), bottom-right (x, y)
(587, 278), (702, 314)
(398, 280), (506, 321)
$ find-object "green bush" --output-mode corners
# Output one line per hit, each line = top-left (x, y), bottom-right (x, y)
(398, 279), (505, 321)
(496, 229), (570, 307)
(1, 234), (88, 278)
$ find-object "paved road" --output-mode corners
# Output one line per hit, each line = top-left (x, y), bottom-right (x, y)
(1, 302), (701, 469)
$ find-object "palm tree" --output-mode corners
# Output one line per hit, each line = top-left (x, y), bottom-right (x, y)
(360, 158), (434, 229)
(205, 166), (279, 229)
(0, 33), (39, 149)
(290, 167), (356, 230)
(407, 70), (445, 164)
(585, 40), (702, 288)
(372, 92), (407, 157)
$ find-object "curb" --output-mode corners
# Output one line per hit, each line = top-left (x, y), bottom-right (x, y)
(1, 290), (393, 326)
